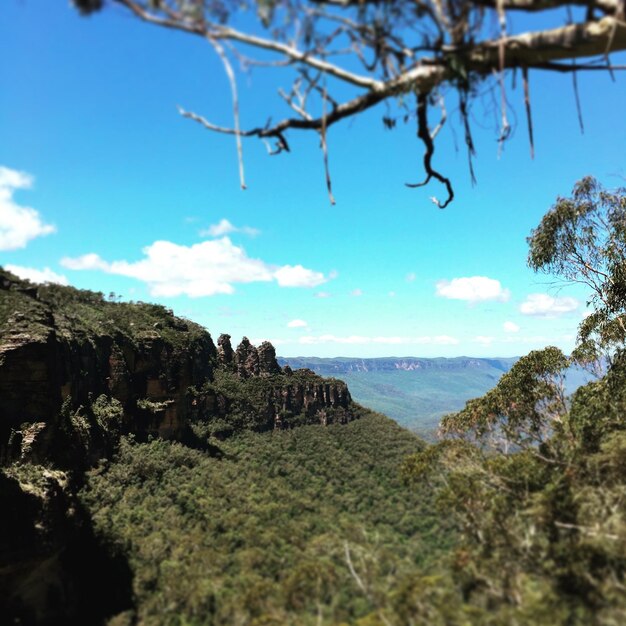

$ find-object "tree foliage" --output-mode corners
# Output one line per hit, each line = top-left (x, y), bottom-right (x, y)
(528, 177), (626, 361)
(401, 178), (626, 623)
(73, 0), (626, 205)
(81, 410), (449, 625)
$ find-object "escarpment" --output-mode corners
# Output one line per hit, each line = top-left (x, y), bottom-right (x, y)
(0, 269), (354, 466)
(0, 268), (355, 623)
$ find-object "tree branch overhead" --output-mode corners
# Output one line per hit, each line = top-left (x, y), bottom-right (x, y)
(75, 0), (626, 206)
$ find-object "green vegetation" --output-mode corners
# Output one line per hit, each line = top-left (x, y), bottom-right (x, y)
(397, 178), (626, 624)
(191, 368), (351, 437)
(0, 268), (210, 352)
(81, 410), (447, 625)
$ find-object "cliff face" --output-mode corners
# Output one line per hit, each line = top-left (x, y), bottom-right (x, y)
(0, 273), (217, 464)
(0, 270), (354, 465)
(0, 269), (356, 623)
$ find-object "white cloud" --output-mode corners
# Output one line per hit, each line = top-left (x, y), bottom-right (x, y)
(474, 335), (495, 345)
(350, 288), (363, 297)
(519, 293), (579, 318)
(0, 166), (55, 250)
(61, 237), (329, 297)
(287, 319), (308, 328)
(200, 218), (259, 238)
(503, 321), (520, 333)
(388, 291), (396, 297)
(406, 272), (416, 282)
(274, 264), (327, 288)
(61, 252), (109, 271)
(298, 334), (459, 346)
(436, 276), (510, 303)
(5, 264), (68, 285)
(315, 291), (332, 298)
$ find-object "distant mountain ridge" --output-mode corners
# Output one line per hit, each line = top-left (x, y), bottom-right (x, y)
(279, 356), (517, 374)
(278, 356), (519, 435)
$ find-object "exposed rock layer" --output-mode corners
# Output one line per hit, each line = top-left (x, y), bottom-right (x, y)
(0, 268), (355, 624)
(1, 270), (353, 464)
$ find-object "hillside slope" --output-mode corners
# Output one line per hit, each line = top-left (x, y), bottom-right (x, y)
(81, 410), (444, 625)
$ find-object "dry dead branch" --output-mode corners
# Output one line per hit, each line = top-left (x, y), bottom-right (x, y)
(77, 0), (626, 206)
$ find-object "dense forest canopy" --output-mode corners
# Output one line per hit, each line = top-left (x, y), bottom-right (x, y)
(73, 0), (626, 206)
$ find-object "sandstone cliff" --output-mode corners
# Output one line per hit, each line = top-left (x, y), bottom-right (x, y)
(0, 268), (355, 623)
(0, 269), (353, 466)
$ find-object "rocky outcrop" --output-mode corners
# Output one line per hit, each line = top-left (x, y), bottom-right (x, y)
(189, 369), (352, 435)
(0, 271), (218, 463)
(0, 269), (358, 463)
(258, 341), (282, 376)
(217, 333), (234, 368)
(234, 337), (260, 378)
(231, 337), (282, 378)
(0, 268), (359, 625)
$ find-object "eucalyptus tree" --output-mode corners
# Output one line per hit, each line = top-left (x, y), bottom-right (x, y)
(401, 178), (626, 623)
(528, 177), (626, 361)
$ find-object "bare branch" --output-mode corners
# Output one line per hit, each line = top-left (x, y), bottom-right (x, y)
(211, 25), (381, 90)
(522, 66), (535, 159)
(206, 36), (247, 189)
(105, 1), (626, 207)
(406, 93), (454, 209)
(179, 86), (391, 139)
(472, 0), (619, 14)
(467, 17), (626, 69)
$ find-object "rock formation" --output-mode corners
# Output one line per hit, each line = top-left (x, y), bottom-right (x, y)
(234, 336), (259, 378)
(217, 333), (234, 368)
(0, 267), (357, 623)
(258, 340), (282, 376)
(0, 268), (355, 463)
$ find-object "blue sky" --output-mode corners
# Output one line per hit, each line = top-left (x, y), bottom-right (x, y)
(1, 2), (625, 357)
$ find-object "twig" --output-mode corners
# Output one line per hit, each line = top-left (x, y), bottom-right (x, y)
(320, 85), (336, 205)
(496, 0), (511, 157)
(604, 17), (619, 80)
(459, 91), (478, 185)
(566, 7), (585, 135)
(344, 542), (369, 597)
(522, 66), (535, 159)
(406, 92), (454, 209)
(206, 36), (247, 189)
(430, 94), (447, 139)
(571, 65), (585, 134)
